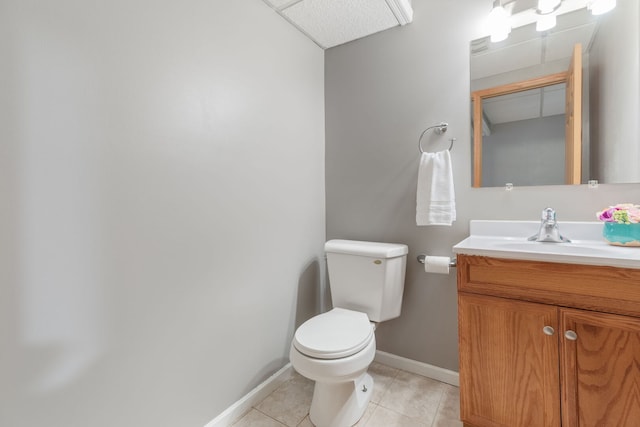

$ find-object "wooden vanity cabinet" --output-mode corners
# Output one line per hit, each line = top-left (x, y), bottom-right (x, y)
(457, 255), (640, 427)
(459, 293), (561, 426)
(560, 309), (640, 426)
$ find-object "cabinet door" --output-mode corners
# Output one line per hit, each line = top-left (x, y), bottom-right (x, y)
(560, 309), (640, 426)
(459, 293), (560, 427)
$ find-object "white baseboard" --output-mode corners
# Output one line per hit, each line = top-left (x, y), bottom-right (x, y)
(204, 363), (294, 427)
(374, 350), (459, 387)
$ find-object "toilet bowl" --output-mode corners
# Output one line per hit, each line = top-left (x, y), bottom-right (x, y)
(290, 308), (376, 427)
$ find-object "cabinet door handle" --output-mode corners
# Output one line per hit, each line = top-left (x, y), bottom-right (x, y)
(542, 326), (555, 336)
(564, 330), (578, 341)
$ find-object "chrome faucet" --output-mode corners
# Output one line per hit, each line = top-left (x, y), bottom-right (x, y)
(528, 208), (571, 243)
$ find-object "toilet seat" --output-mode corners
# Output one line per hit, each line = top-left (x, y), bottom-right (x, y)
(293, 308), (373, 360)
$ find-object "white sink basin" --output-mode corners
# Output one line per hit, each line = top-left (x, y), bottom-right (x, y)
(493, 240), (605, 256)
(453, 220), (640, 269)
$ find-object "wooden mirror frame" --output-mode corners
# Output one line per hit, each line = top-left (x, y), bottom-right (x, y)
(471, 44), (583, 188)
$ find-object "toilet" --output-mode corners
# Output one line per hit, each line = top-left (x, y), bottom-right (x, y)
(290, 239), (408, 427)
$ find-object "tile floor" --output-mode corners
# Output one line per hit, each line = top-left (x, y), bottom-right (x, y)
(231, 362), (462, 427)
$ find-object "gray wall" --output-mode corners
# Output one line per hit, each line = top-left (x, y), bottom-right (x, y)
(589, 0), (640, 183)
(325, 0), (640, 372)
(0, 1), (324, 426)
(482, 115), (566, 187)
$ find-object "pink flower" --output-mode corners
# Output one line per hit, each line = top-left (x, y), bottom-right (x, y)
(597, 203), (640, 224)
(628, 207), (640, 223)
(597, 208), (616, 222)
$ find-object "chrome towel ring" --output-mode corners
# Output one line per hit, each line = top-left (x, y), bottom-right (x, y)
(418, 122), (455, 153)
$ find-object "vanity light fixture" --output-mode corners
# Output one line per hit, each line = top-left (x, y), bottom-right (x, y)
(588, 0), (616, 15)
(488, 0), (511, 42)
(486, 0), (617, 41)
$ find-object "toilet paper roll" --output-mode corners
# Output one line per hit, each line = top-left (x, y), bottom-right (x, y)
(424, 256), (450, 274)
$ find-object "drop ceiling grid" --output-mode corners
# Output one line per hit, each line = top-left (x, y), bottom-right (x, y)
(282, 0), (399, 48)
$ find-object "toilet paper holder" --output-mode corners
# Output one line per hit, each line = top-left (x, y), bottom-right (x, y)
(416, 254), (457, 268)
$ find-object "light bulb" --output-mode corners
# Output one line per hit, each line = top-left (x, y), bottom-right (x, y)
(488, 1), (511, 42)
(536, 13), (557, 31)
(538, 0), (561, 14)
(490, 27), (510, 42)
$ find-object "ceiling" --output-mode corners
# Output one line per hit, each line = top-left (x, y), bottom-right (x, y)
(261, 0), (413, 49)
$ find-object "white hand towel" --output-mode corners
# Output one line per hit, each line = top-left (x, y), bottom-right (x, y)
(416, 150), (456, 226)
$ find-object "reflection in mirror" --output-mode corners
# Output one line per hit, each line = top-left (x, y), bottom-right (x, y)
(470, 0), (640, 187)
(475, 82), (568, 187)
(472, 58), (581, 187)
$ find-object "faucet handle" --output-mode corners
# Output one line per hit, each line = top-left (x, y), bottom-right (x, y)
(541, 207), (556, 223)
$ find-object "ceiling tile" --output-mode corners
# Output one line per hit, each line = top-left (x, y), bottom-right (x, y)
(282, 0), (400, 48)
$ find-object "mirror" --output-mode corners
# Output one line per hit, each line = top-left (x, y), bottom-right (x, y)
(470, 0), (640, 187)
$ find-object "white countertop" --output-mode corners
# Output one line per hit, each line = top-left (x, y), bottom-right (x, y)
(453, 220), (640, 269)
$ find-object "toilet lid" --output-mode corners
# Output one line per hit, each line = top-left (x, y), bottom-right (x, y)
(293, 308), (373, 360)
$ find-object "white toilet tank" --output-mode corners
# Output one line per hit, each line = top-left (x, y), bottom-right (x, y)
(325, 239), (408, 322)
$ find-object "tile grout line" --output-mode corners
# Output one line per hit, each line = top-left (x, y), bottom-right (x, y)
(428, 385), (448, 427)
(372, 364), (401, 406)
(374, 368), (448, 426)
(250, 374), (303, 427)
(252, 406), (290, 427)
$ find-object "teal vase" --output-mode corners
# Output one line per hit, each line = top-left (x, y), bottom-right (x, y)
(603, 223), (640, 246)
